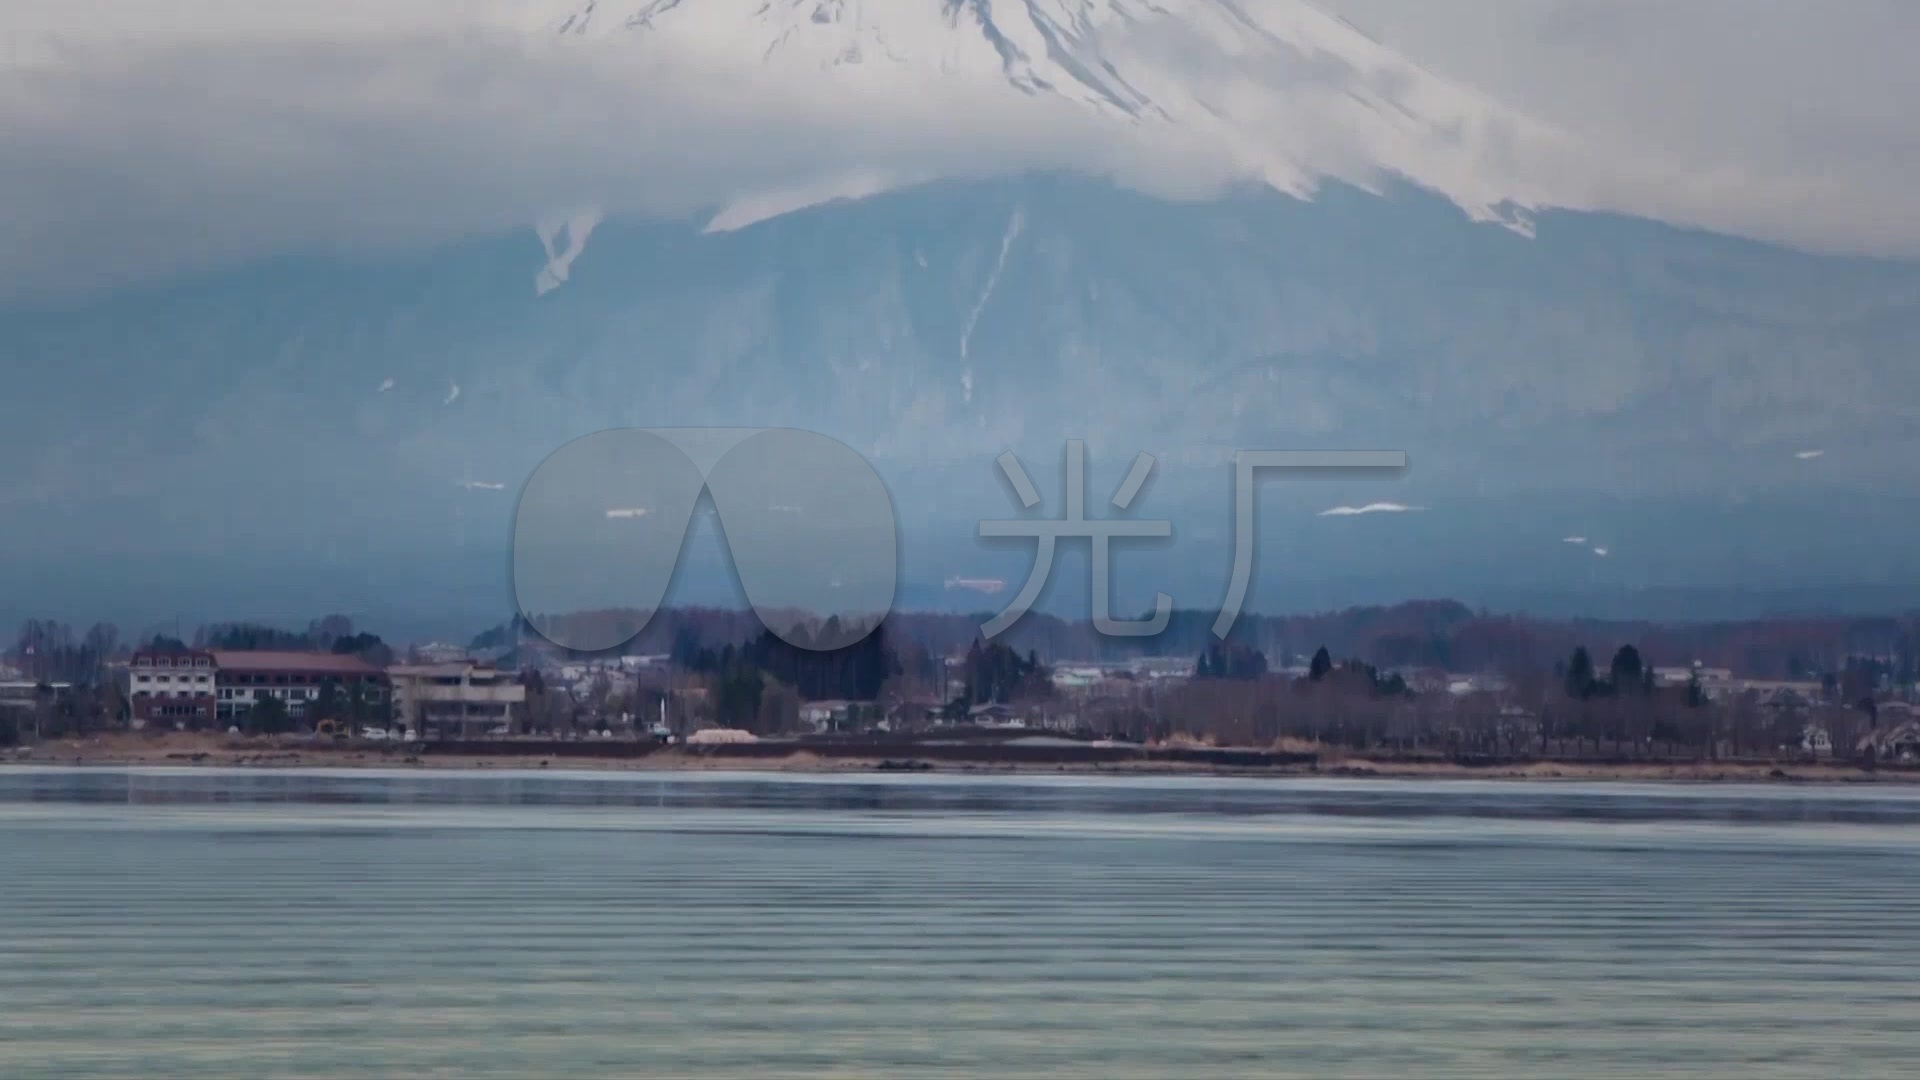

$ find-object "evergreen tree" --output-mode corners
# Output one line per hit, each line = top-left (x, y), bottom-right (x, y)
(714, 665), (766, 730)
(1686, 670), (1708, 708)
(1565, 646), (1596, 700)
(1195, 641), (1268, 680)
(247, 693), (293, 735)
(311, 680), (345, 725)
(961, 640), (1043, 704)
(1610, 645), (1646, 695)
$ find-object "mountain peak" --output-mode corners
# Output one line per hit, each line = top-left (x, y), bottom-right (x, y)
(536, 0), (1570, 234)
(549, 0), (1181, 117)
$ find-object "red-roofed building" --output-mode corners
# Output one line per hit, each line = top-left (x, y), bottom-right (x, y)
(212, 650), (388, 725)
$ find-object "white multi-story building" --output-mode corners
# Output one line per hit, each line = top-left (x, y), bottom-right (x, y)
(128, 647), (218, 727)
(212, 651), (387, 724)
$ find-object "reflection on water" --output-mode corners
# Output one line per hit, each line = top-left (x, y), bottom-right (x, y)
(2, 769), (1918, 1078)
(7, 766), (1920, 824)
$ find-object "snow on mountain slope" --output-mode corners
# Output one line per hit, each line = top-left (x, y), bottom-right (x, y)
(535, 0), (1575, 236)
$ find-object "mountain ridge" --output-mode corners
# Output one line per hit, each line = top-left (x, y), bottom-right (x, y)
(3, 175), (1912, 518)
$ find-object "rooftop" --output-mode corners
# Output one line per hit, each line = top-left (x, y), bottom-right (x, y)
(209, 651), (382, 676)
(131, 648), (215, 663)
(389, 662), (509, 679)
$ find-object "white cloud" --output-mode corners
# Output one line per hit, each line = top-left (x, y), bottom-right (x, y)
(1319, 0), (1920, 258)
(1795, 449), (1826, 460)
(0, 13), (1171, 297)
(1318, 502), (1422, 517)
(0, 0), (1915, 299)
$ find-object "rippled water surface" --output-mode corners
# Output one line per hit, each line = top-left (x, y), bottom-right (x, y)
(3, 768), (1918, 1078)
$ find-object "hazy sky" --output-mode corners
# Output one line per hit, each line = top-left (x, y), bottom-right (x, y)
(1321, 0), (1920, 244)
(1, 0), (1914, 299)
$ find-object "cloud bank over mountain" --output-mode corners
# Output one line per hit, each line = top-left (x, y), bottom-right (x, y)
(1, 0), (1915, 300)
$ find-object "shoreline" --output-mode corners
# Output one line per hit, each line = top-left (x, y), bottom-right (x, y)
(7, 733), (1918, 785)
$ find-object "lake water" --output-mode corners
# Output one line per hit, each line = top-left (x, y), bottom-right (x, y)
(3, 768), (1918, 1078)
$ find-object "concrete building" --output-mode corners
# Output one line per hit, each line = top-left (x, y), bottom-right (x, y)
(1127, 656), (1195, 683)
(1050, 666), (1105, 692)
(387, 662), (524, 738)
(1738, 680), (1828, 709)
(410, 642), (472, 665)
(799, 699), (875, 733)
(212, 651), (387, 724)
(129, 647), (218, 728)
(1653, 665), (1741, 701)
(0, 681), (75, 739)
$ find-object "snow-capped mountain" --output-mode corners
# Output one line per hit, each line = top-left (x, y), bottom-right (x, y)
(5, 1), (1917, 628)
(537, 0), (1562, 236)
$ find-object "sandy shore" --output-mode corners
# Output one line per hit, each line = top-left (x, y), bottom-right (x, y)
(6, 732), (1917, 784)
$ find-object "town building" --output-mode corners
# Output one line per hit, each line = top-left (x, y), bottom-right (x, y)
(1654, 665), (1735, 700)
(799, 699), (874, 733)
(966, 702), (1025, 728)
(1877, 701), (1918, 726)
(1126, 656), (1194, 683)
(409, 642), (473, 665)
(387, 662), (525, 738)
(1447, 673), (1511, 696)
(128, 647), (218, 728)
(0, 681), (76, 739)
(1736, 680), (1829, 709)
(885, 696), (950, 733)
(212, 650), (387, 724)
(1050, 666), (1105, 692)
(1801, 723), (1834, 757)
(1858, 719), (1920, 762)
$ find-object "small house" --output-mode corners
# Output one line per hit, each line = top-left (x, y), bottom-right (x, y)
(1859, 720), (1920, 762)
